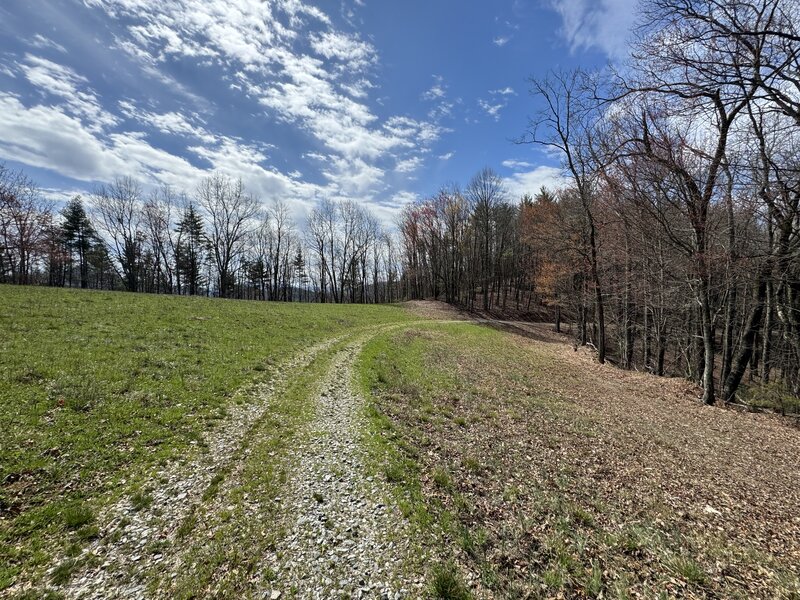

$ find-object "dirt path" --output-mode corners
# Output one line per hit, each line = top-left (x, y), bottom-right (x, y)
(259, 337), (426, 599)
(30, 318), (454, 599)
(46, 334), (348, 600)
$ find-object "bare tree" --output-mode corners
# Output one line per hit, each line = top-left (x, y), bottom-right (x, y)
(465, 168), (506, 312)
(522, 71), (607, 363)
(197, 173), (259, 298)
(143, 184), (179, 294)
(268, 199), (294, 301)
(0, 166), (52, 285)
(93, 176), (144, 292)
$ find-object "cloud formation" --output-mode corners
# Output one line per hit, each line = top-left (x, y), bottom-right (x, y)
(502, 164), (566, 200)
(478, 87), (516, 121)
(0, 0), (441, 224)
(549, 0), (638, 59)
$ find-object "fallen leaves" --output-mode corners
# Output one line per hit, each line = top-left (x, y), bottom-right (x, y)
(373, 309), (800, 598)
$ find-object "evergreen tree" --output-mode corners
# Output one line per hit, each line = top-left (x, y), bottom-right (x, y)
(293, 246), (308, 301)
(175, 203), (206, 296)
(60, 196), (95, 289)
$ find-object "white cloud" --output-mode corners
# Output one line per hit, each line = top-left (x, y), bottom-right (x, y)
(21, 54), (117, 131)
(549, 0), (638, 59)
(422, 75), (446, 101)
(501, 159), (533, 169)
(310, 31), (375, 70)
(493, 36), (511, 47)
(390, 190), (418, 206)
(478, 87), (517, 121)
(0, 0), (468, 232)
(42, 187), (88, 205)
(32, 0), (447, 220)
(478, 99), (505, 121)
(503, 165), (567, 200)
(0, 93), (336, 212)
(395, 156), (422, 173)
(29, 34), (67, 53)
(491, 87), (515, 96)
(118, 100), (216, 143)
(0, 93), (128, 181)
(340, 78), (375, 99)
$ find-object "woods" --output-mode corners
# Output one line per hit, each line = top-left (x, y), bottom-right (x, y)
(0, 169), (401, 304)
(1, 0), (798, 409)
(399, 0), (800, 407)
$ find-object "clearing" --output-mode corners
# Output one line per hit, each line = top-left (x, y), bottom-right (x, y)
(1, 288), (798, 599)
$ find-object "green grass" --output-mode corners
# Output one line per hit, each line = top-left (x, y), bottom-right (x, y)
(0, 284), (416, 591)
(742, 381), (800, 415)
(61, 505), (94, 529)
(130, 491), (153, 512)
(430, 563), (471, 600)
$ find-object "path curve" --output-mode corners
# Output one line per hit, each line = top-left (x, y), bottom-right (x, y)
(53, 334), (351, 600)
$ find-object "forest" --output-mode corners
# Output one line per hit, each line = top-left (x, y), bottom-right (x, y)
(2, 0), (799, 409)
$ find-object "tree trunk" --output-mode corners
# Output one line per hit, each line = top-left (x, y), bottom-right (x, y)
(761, 280), (773, 383)
(700, 286), (716, 405)
(723, 271), (768, 403)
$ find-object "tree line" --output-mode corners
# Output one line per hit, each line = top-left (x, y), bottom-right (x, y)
(2, 0), (798, 407)
(0, 170), (402, 303)
(399, 0), (800, 407)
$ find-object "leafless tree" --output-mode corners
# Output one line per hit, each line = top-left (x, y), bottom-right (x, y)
(93, 176), (145, 292)
(143, 184), (179, 294)
(197, 173), (259, 298)
(521, 71), (607, 363)
(0, 166), (52, 285)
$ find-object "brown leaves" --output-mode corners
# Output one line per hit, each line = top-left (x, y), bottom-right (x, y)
(377, 317), (800, 598)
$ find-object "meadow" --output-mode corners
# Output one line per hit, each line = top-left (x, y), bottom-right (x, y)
(0, 285), (414, 593)
(358, 319), (800, 598)
(2, 287), (799, 599)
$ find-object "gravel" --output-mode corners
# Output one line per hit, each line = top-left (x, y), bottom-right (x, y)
(50, 335), (347, 600)
(259, 338), (426, 599)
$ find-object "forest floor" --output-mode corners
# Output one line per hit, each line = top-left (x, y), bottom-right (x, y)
(361, 301), (800, 599)
(2, 288), (799, 599)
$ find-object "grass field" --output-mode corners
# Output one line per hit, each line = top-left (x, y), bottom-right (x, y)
(3, 287), (799, 599)
(0, 285), (416, 593)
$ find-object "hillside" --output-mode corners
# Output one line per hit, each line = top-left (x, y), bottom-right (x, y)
(1, 287), (799, 599)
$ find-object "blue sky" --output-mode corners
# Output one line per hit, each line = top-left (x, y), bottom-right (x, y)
(0, 0), (636, 224)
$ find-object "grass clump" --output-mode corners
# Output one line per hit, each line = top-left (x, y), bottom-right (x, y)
(50, 558), (81, 585)
(62, 504), (93, 529)
(432, 467), (454, 490)
(130, 491), (153, 512)
(585, 560), (603, 597)
(15, 589), (65, 600)
(431, 563), (471, 600)
(202, 473), (225, 501)
(668, 554), (706, 585)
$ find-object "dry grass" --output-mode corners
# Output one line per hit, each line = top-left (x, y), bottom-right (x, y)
(362, 303), (800, 598)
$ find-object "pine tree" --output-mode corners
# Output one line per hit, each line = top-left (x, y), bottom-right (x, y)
(293, 246), (308, 301)
(175, 203), (206, 296)
(60, 196), (95, 289)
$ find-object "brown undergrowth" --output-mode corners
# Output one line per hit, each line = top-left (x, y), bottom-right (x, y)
(361, 305), (800, 599)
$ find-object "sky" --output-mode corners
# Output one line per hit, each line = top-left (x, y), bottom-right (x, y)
(0, 0), (637, 225)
